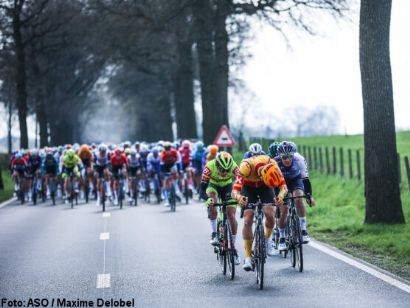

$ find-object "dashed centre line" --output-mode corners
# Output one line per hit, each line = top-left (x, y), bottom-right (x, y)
(96, 274), (111, 288)
(100, 232), (110, 240)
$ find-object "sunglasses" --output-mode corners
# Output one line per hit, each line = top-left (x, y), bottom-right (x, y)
(280, 154), (293, 160)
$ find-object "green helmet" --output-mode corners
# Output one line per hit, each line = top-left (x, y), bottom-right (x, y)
(268, 142), (280, 158)
(215, 151), (233, 171)
(67, 149), (75, 159)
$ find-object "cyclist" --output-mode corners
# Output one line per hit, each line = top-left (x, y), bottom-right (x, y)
(42, 147), (59, 198)
(61, 149), (82, 203)
(200, 151), (241, 265)
(26, 149), (43, 201)
(268, 141), (280, 158)
(204, 145), (219, 164)
(274, 141), (315, 248)
(160, 141), (179, 206)
(179, 140), (194, 196)
(192, 141), (206, 194)
(127, 148), (142, 203)
(111, 148), (129, 205)
(94, 144), (112, 205)
(232, 154), (282, 271)
(11, 152), (28, 199)
(243, 143), (265, 159)
(147, 146), (162, 200)
(78, 144), (94, 199)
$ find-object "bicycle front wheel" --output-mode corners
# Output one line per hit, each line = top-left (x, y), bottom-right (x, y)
(294, 216), (304, 272)
(226, 222), (235, 280)
(217, 222), (227, 275)
(255, 225), (265, 290)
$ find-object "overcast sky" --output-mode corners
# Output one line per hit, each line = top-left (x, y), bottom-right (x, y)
(238, 0), (410, 135)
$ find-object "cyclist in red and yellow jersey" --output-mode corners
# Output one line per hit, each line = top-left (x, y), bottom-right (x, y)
(232, 154), (287, 271)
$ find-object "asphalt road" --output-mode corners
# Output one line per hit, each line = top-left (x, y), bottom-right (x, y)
(1, 197), (409, 308)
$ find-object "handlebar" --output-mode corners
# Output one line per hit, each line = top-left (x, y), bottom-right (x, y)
(213, 200), (238, 207)
(284, 194), (312, 207)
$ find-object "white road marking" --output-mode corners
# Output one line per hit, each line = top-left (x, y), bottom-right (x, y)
(0, 197), (17, 209)
(96, 274), (111, 288)
(309, 240), (410, 294)
(102, 212), (110, 218)
(100, 232), (110, 240)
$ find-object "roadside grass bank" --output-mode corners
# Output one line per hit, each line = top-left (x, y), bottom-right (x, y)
(0, 153), (13, 203)
(233, 148), (410, 281)
(309, 170), (410, 281)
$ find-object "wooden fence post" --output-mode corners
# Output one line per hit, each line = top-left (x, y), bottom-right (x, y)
(308, 146), (312, 170)
(404, 156), (410, 193)
(319, 147), (324, 173)
(332, 146), (337, 174)
(340, 147), (344, 177)
(313, 147), (318, 170)
(325, 147), (330, 174)
(356, 150), (361, 180)
(348, 149), (353, 178)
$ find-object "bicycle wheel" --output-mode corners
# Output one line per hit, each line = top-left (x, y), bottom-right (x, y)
(85, 178), (89, 204)
(254, 224), (265, 290)
(217, 222), (227, 275)
(170, 184), (176, 212)
(226, 222), (235, 280)
(184, 178), (189, 204)
(133, 179), (138, 206)
(119, 182), (123, 210)
(288, 217), (296, 267)
(294, 215), (304, 272)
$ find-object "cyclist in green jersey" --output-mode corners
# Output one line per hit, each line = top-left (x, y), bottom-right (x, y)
(200, 151), (240, 265)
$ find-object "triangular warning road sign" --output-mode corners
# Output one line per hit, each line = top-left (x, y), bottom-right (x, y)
(213, 125), (235, 147)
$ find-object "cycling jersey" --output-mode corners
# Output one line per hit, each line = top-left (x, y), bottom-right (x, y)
(94, 153), (111, 167)
(111, 154), (128, 169)
(139, 150), (150, 170)
(27, 156), (42, 173)
(160, 149), (178, 166)
(233, 155), (274, 192)
(274, 154), (308, 181)
(12, 158), (28, 173)
(78, 148), (93, 167)
(243, 151), (266, 159)
(201, 159), (239, 187)
(147, 153), (161, 174)
(42, 154), (59, 175)
(127, 155), (141, 169)
(63, 155), (81, 169)
(192, 149), (205, 172)
(179, 147), (191, 165)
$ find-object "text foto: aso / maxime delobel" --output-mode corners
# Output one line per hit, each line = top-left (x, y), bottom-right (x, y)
(1, 299), (136, 308)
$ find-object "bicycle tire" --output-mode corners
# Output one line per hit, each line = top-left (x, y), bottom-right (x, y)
(294, 215), (304, 272)
(226, 222), (235, 280)
(85, 179), (89, 204)
(217, 221), (227, 275)
(288, 216), (296, 268)
(184, 179), (189, 204)
(119, 181), (123, 210)
(170, 184), (176, 212)
(257, 225), (265, 290)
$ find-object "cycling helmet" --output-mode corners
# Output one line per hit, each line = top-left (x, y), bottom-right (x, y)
(260, 163), (283, 188)
(268, 142), (280, 158)
(123, 141), (131, 149)
(208, 145), (219, 155)
(129, 149), (137, 156)
(20, 149), (26, 156)
(163, 141), (172, 151)
(15, 153), (22, 160)
(80, 144), (89, 152)
(278, 141), (297, 157)
(73, 143), (80, 152)
(215, 152), (233, 171)
(67, 149), (75, 158)
(31, 149), (38, 157)
(182, 140), (190, 149)
(45, 147), (53, 154)
(98, 144), (107, 152)
(195, 141), (204, 150)
(249, 143), (263, 155)
(114, 148), (122, 155)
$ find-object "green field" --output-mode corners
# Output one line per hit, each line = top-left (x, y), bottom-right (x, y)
(241, 131), (410, 280)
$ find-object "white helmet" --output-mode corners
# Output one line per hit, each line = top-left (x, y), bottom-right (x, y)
(249, 143), (262, 155)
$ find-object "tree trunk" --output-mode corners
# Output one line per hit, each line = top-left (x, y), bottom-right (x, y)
(13, 9), (29, 148)
(8, 101), (13, 155)
(215, 0), (230, 130)
(174, 41), (197, 140)
(359, 0), (404, 223)
(194, 0), (218, 145)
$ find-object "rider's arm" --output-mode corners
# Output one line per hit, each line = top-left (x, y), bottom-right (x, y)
(200, 166), (211, 200)
(303, 178), (312, 195)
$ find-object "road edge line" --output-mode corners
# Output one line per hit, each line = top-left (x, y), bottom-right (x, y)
(309, 239), (410, 294)
(0, 197), (17, 209)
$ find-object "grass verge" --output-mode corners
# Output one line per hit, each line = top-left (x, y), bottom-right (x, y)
(308, 170), (410, 281)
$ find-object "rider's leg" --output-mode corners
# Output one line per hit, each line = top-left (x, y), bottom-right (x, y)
(294, 189), (307, 230)
(263, 205), (275, 241)
(227, 207), (238, 242)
